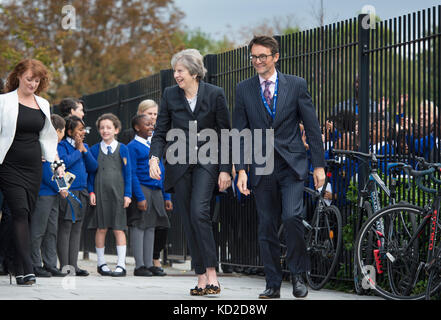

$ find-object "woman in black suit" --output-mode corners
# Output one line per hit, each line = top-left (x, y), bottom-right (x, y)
(149, 49), (231, 296)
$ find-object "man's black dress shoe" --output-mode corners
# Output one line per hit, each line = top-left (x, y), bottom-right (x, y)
(34, 266), (52, 277)
(44, 266), (67, 277)
(292, 274), (308, 298)
(258, 288), (280, 299)
(75, 268), (89, 276)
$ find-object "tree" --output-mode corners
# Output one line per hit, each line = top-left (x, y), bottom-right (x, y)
(233, 14), (302, 46)
(173, 28), (235, 56)
(0, 0), (185, 102)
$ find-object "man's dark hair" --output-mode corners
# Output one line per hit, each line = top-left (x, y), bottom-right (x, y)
(0, 78), (4, 93)
(248, 36), (279, 55)
(57, 98), (82, 118)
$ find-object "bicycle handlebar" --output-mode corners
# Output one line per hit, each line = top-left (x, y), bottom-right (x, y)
(332, 149), (385, 160)
(388, 162), (439, 194)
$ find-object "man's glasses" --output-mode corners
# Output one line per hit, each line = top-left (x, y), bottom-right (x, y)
(249, 54), (274, 62)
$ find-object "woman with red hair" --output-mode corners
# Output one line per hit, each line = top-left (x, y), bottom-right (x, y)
(0, 59), (63, 285)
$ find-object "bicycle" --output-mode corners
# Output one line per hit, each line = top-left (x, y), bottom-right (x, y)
(355, 159), (441, 300)
(277, 158), (344, 290)
(332, 149), (406, 295)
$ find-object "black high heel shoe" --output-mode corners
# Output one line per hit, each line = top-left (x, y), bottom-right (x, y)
(14, 275), (24, 285)
(20, 274), (36, 285)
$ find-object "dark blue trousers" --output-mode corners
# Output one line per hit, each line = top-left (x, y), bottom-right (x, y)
(173, 165), (218, 275)
(253, 152), (310, 289)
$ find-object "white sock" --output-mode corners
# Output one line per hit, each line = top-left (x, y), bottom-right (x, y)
(96, 247), (110, 272)
(116, 245), (126, 269)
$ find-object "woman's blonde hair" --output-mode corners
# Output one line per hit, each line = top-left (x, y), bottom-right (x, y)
(137, 99), (158, 114)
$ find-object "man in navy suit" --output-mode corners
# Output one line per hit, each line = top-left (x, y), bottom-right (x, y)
(233, 36), (326, 299)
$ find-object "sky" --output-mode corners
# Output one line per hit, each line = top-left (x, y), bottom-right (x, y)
(173, 0), (441, 42)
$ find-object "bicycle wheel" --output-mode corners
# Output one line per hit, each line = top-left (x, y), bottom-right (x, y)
(354, 201), (373, 295)
(386, 211), (419, 296)
(355, 204), (426, 300)
(425, 252), (441, 300)
(306, 205), (343, 290)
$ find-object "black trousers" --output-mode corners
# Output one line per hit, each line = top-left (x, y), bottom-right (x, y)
(153, 227), (168, 260)
(173, 165), (217, 275)
(253, 152), (310, 289)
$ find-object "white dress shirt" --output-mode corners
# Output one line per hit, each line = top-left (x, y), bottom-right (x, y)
(100, 139), (119, 154)
(134, 135), (150, 148)
(187, 96), (197, 112)
(66, 136), (76, 148)
(258, 70), (277, 98)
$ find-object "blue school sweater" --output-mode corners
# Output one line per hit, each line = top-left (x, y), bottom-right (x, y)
(87, 142), (132, 198)
(38, 161), (59, 196)
(127, 139), (171, 202)
(57, 139), (98, 192)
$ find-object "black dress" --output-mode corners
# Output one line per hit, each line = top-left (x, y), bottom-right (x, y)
(0, 103), (45, 219)
(0, 103), (46, 276)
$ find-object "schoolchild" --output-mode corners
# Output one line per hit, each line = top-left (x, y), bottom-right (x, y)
(30, 114), (68, 277)
(88, 113), (132, 277)
(127, 115), (172, 277)
(57, 115), (98, 276)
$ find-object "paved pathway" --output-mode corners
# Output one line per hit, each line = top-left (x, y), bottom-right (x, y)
(0, 253), (382, 301)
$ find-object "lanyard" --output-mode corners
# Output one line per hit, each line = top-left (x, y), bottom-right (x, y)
(260, 76), (278, 120)
(66, 191), (82, 223)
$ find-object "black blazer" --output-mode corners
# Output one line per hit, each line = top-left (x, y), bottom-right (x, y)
(149, 81), (232, 193)
(233, 71), (325, 187)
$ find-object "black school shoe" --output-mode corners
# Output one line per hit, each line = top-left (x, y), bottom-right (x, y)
(75, 268), (89, 277)
(148, 266), (167, 276)
(97, 264), (112, 276)
(34, 266), (52, 277)
(44, 266), (67, 277)
(111, 266), (126, 277)
(134, 266), (153, 277)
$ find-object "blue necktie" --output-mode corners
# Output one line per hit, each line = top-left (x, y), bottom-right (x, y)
(107, 146), (112, 155)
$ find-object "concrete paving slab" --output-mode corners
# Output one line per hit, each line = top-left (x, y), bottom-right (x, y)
(0, 252), (383, 300)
